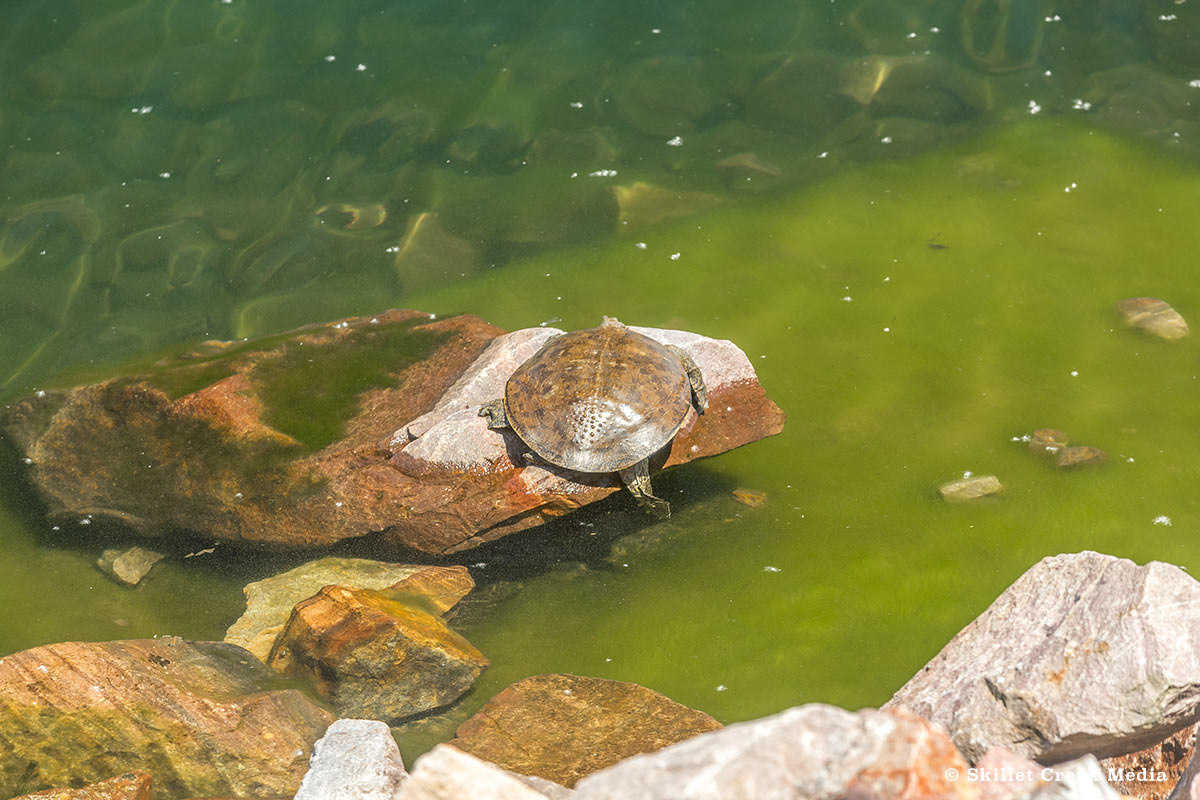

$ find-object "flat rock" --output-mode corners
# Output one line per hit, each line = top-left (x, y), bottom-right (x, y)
(886, 551), (1200, 763)
(0, 639), (334, 799)
(1055, 446), (1106, 469)
(224, 557), (473, 662)
(400, 745), (561, 800)
(12, 772), (153, 800)
(939, 474), (1003, 502)
(295, 719), (407, 800)
(1117, 298), (1189, 340)
(450, 673), (722, 787)
(96, 546), (166, 586)
(269, 585), (488, 722)
(2, 310), (785, 554)
(573, 704), (973, 800)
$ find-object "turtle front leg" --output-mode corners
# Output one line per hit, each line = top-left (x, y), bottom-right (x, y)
(666, 344), (708, 414)
(478, 398), (511, 430)
(617, 459), (671, 518)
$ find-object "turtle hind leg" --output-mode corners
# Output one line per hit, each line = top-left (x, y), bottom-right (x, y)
(618, 459), (671, 518)
(666, 344), (708, 414)
(478, 398), (511, 430)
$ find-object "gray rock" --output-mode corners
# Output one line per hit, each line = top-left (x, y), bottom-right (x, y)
(1022, 755), (1123, 800)
(939, 474), (1003, 502)
(96, 545), (166, 586)
(225, 557), (446, 661)
(1117, 298), (1189, 340)
(400, 745), (561, 799)
(572, 704), (974, 800)
(296, 719), (407, 800)
(886, 551), (1200, 763)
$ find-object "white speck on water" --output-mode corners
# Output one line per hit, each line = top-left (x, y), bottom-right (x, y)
(880, 136), (892, 144)
(1072, 98), (1092, 110)
(883, 327), (891, 332)
(635, 242), (647, 249)
(589, 169), (618, 177)
(906, 31), (917, 39)
(569, 101), (583, 108)
(1064, 182), (1077, 192)
(963, 470), (974, 478)
(1126, 456), (1135, 463)
(1045, 13), (1061, 21)
(666, 135), (684, 146)
(22, 457), (32, 465)
(605, 657), (613, 662)
(324, 55), (336, 62)
(1070, 370), (1079, 376)
(716, 684), (728, 692)
(1160, 14), (1178, 21)
(817, 151), (828, 158)
(370, 318), (379, 324)
(1028, 99), (1042, 114)
(385, 245), (399, 253)
(79, 517), (92, 526)
(1190, 79), (1200, 88)
(650, 27), (662, 34)
(841, 296), (853, 302)
(670, 252), (681, 260)
(1153, 515), (1173, 526)
(131, 105), (153, 115)
(36, 389), (46, 398)
(356, 63), (367, 72)
(763, 566), (781, 573)
(159, 171), (171, 179)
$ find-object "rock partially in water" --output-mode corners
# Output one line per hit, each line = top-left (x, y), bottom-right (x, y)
(1029, 428), (1070, 454)
(402, 745), (562, 800)
(96, 546), (166, 586)
(1055, 445), (1106, 469)
(0, 639), (333, 799)
(886, 551), (1200, 763)
(10, 771), (153, 800)
(572, 704), (973, 800)
(295, 719), (407, 800)
(268, 585), (488, 723)
(3, 310), (783, 554)
(939, 474), (1003, 502)
(1117, 297), (1190, 340)
(224, 557), (473, 662)
(450, 673), (722, 788)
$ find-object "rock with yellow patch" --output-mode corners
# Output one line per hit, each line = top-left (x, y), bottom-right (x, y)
(269, 585), (488, 722)
(1117, 297), (1189, 340)
(886, 551), (1200, 763)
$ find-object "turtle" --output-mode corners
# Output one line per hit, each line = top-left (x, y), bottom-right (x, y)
(479, 316), (708, 517)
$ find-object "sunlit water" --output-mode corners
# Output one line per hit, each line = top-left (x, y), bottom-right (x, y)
(3, 0), (1200, 768)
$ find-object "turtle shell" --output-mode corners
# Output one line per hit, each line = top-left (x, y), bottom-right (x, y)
(504, 322), (693, 473)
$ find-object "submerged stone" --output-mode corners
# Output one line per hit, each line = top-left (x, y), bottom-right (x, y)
(0, 639), (333, 799)
(1029, 428), (1070, 454)
(10, 771), (153, 800)
(939, 474), (1003, 502)
(1055, 445), (1106, 469)
(1117, 297), (1189, 340)
(96, 546), (166, 586)
(450, 673), (722, 787)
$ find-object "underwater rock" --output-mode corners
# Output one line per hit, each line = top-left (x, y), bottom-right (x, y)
(2, 310), (783, 554)
(96, 546), (166, 586)
(450, 673), (722, 788)
(938, 474), (1003, 502)
(572, 704), (974, 800)
(9, 771), (153, 800)
(886, 551), (1200, 763)
(402, 745), (562, 800)
(225, 557), (473, 662)
(731, 488), (768, 508)
(268, 585), (488, 723)
(1055, 445), (1106, 469)
(1117, 297), (1190, 340)
(0, 639), (333, 799)
(294, 719), (408, 800)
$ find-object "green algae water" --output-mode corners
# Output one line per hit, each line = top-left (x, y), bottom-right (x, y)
(4, 0), (1200, 774)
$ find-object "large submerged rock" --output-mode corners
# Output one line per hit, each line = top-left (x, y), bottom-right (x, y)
(2, 310), (784, 554)
(0, 639), (334, 799)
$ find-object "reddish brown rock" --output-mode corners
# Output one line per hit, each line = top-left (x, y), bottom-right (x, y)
(12, 772), (153, 800)
(1055, 445), (1106, 469)
(1100, 721), (1196, 800)
(268, 585), (488, 722)
(1029, 428), (1070, 454)
(0, 640), (333, 799)
(450, 673), (723, 788)
(2, 311), (784, 554)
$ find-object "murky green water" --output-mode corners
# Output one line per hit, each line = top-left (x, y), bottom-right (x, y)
(4, 0), (1200, 767)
